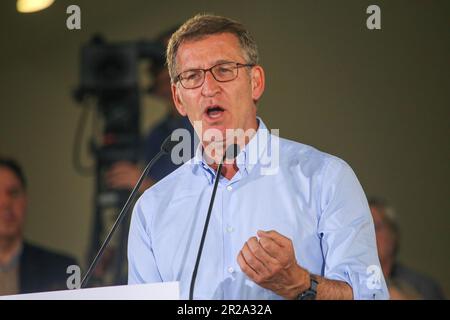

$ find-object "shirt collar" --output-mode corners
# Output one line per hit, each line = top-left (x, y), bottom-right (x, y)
(0, 242), (23, 272)
(192, 117), (270, 184)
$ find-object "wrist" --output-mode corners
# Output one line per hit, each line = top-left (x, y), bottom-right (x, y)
(297, 274), (319, 300)
(287, 265), (310, 300)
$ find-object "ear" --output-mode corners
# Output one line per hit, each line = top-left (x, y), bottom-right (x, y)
(171, 83), (187, 116)
(250, 65), (265, 102)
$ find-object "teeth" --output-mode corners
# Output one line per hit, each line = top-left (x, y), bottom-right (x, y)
(206, 105), (224, 118)
(209, 110), (222, 118)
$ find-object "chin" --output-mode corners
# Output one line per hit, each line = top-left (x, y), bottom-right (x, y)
(200, 121), (227, 138)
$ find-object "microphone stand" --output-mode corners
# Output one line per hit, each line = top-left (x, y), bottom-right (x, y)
(189, 161), (223, 300)
(81, 136), (176, 288)
(189, 144), (239, 300)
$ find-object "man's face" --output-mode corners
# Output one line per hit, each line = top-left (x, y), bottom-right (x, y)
(171, 33), (265, 144)
(0, 167), (27, 241)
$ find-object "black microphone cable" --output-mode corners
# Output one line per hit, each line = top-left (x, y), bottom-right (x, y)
(189, 144), (240, 300)
(80, 135), (179, 288)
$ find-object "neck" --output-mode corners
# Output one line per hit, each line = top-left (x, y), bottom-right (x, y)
(204, 118), (260, 180)
(211, 161), (239, 180)
(0, 236), (22, 266)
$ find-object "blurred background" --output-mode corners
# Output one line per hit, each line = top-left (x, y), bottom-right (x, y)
(0, 0), (448, 297)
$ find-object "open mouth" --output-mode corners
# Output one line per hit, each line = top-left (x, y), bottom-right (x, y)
(205, 105), (225, 119)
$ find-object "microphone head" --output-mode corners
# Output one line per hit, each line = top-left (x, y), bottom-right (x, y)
(161, 135), (179, 155)
(224, 143), (240, 161)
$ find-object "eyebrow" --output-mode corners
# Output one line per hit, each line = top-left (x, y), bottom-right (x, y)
(181, 60), (235, 73)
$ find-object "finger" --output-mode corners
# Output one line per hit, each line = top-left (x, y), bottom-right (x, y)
(241, 240), (270, 276)
(108, 169), (138, 181)
(237, 250), (260, 282)
(257, 230), (291, 248)
(110, 162), (137, 173)
(259, 235), (298, 269)
(107, 177), (135, 189)
(107, 174), (128, 185)
(109, 167), (134, 176)
(109, 163), (124, 172)
(246, 237), (280, 271)
(106, 169), (125, 180)
(259, 238), (290, 265)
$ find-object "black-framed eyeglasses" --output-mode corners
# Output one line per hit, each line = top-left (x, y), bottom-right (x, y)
(175, 62), (255, 89)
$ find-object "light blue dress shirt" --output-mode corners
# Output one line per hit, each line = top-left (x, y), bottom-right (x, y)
(128, 118), (389, 300)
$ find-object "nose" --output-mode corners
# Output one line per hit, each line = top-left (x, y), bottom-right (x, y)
(201, 70), (220, 97)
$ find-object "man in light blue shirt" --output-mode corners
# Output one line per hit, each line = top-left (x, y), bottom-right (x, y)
(128, 14), (389, 300)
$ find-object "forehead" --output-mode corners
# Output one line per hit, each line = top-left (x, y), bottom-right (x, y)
(176, 33), (245, 70)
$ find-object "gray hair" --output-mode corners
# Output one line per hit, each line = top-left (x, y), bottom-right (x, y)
(166, 14), (259, 83)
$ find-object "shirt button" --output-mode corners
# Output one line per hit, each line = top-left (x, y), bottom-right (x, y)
(227, 267), (234, 274)
(226, 226), (234, 233)
(226, 185), (233, 191)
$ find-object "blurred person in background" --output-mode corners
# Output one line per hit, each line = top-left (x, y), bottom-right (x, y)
(91, 27), (196, 287)
(369, 196), (445, 299)
(0, 157), (77, 295)
(105, 27), (196, 192)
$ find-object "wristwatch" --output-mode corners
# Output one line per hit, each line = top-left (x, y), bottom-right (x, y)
(297, 276), (319, 300)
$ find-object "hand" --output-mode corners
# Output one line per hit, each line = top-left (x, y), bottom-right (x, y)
(237, 230), (310, 299)
(105, 161), (153, 191)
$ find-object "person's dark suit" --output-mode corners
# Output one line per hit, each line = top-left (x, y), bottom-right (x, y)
(19, 241), (77, 294)
(391, 263), (446, 300)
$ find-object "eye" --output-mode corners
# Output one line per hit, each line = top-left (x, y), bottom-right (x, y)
(182, 71), (201, 81)
(216, 66), (233, 75)
(8, 188), (22, 198)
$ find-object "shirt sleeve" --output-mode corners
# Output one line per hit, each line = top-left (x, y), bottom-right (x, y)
(317, 158), (390, 300)
(127, 195), (163, 284)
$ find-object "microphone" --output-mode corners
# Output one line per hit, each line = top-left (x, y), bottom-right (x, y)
(189, 143), (240, 300)
(80, 135), (179, 288)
